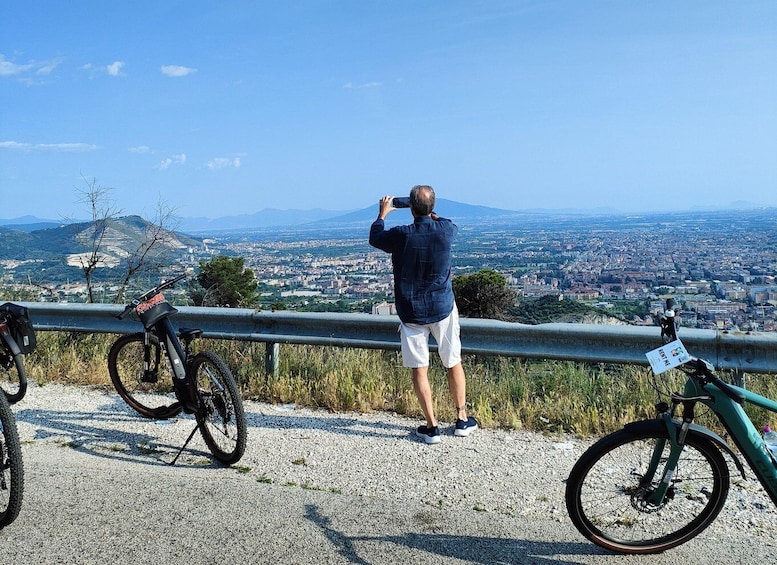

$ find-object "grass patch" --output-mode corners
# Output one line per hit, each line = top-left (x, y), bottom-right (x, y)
(23, 332), (777, 438)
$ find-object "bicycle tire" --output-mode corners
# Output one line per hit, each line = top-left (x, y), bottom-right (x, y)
(192, 351), (247, 464)
(0, 392), (24, 528)
(107, 333), (182, 420)
(0, 351), (27, 404)
(565, 425), (729, 554)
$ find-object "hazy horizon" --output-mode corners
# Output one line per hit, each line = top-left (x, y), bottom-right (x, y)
(2, 198), (772, 228)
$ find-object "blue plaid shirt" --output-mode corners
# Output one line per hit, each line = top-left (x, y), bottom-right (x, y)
(369, 215), (457, 324)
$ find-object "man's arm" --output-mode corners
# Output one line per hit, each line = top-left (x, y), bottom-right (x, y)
(377, 195), (394, 221)
(369, 196), (397, 251)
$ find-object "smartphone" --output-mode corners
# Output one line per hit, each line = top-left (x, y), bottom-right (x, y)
(392, 197), (410, 208)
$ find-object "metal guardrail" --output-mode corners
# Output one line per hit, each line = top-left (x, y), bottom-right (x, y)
(19, 302), (777, 375)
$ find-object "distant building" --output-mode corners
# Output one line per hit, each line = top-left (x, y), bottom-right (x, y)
(372, 301), (397, 316)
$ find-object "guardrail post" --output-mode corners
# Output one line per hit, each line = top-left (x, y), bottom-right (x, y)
(732, 368), (746, 388)
(265, 342), (279, 377)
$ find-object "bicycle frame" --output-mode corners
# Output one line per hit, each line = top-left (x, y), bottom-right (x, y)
(148, 316), (198, 413)
(649, 372), (777, 509)
(0, 320), (22, 357)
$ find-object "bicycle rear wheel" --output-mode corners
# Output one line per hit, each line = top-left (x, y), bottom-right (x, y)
(565, 425), (729, 554)
(192, 351), (247, 464)
(108, 333), (182, 419)
(0, 350), (27, 404)
(0, 392), (23, 529)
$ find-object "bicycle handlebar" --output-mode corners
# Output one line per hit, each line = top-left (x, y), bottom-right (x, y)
(116, 273), (187, 320)
(661, 297), (745, 404)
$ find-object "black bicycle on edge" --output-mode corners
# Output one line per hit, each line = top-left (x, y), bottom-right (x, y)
(0, 390), (23, 529)
(108, 274), (247, 465)
(0, 302), (36, 404)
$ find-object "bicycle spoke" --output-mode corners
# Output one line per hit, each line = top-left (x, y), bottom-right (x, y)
(567, 427), (729, 553)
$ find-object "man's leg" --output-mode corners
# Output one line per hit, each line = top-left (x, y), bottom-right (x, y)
(400, 321), (439, 439)
(413, 366), (437, 428)
(446, 362), (468, 422)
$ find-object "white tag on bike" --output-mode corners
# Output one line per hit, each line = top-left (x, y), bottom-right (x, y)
(646, 339), (691, 375)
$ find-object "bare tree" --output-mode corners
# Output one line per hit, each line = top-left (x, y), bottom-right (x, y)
(113, 197), (180, 304)
(71, 177), (179, 304)
(74, 175), (120, 303)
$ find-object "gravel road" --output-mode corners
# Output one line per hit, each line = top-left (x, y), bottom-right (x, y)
(2, 382), (777, 564)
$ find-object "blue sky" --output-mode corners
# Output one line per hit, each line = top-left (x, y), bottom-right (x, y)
(2, 1), (775, 220)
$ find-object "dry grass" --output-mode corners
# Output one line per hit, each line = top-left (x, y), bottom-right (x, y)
(20, 332), (777, 437)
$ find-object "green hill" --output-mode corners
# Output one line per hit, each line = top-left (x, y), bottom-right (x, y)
(0, 216), (204, 285)
(0, 215), (201, 261)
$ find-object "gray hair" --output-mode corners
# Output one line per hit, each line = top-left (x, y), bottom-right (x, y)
(409, 185), (435, 216)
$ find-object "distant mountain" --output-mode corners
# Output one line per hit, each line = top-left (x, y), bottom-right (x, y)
(0, 215), (64, 232)
(3, 200), (770, 236)
(0, 215), (202, 262)
(318, 198), (522, 227)
(176, 208), (355, 233)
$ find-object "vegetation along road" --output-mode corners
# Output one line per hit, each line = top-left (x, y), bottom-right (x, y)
(3, 383), (776, 564)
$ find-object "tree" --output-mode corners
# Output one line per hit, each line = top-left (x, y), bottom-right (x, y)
(71, 176), (180, 304)
(452, 269), (517, 320)
(73, 176), (120, 303)
(192, 256), (258, 307)
(113, 198), (179, 304)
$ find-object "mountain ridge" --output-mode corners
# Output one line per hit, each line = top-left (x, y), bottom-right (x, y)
(0, 199), (768, 234)
(0, 215), (202, 262)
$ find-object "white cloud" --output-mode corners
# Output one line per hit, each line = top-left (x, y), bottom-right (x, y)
(1, 54), (61, 79)
(36, 58), (62, 76)
(128, 145), (151, 154)
(161, 65), (197, 78)
(207, 157), (241, 170)
(0, 141), (31, 149)
(158, 153), (187, 170)
(0, 54), (34, 76)
(36, 143), (98, 151)
(343, 81), (382, 89)
(106, 61), (125, 76)
(0, 141), (97, 152)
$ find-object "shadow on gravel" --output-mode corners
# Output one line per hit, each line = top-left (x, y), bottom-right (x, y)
(304, 504), (604, 564)
(14, 398), (220, 468)
(244, 410), (416, 441)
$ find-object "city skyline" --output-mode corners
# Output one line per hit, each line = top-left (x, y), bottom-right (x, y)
(2, 207), (776, 331)
(2, 1), (776, 219)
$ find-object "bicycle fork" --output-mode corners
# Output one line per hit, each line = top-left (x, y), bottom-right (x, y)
(643, 400), (702, 507)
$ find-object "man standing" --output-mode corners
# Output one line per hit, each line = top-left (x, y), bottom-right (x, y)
(369, 185), (478, 444)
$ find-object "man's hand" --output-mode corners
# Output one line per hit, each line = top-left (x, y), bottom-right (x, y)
(378, 196), (395, 220)
(430, 212), (440, 221)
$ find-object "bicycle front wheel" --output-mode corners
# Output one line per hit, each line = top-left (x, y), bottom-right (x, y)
(192, 351), (247, 464)
(0, 392), (24, 528)
(565, 425), (729, 554)
(0, 351), (27, 404)
(108, 333), (182, 419)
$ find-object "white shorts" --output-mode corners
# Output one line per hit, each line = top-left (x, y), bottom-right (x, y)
(399, 305), (462, 369)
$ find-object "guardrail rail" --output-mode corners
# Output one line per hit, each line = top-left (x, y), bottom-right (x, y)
(20, 302), (777, 381)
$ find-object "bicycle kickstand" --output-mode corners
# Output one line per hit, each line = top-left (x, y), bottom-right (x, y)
(168, 422), (201, 466)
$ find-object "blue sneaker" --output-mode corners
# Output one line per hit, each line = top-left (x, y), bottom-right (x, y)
(415, 425), (441, 444)
(454, 417), (478, 437)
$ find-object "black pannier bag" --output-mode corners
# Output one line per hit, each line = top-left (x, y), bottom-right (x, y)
(0, 302), (37, 354)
